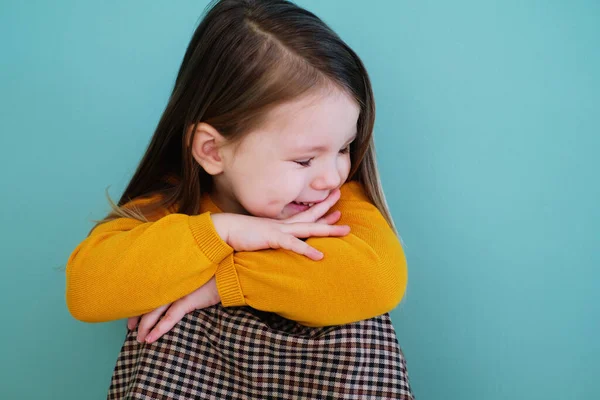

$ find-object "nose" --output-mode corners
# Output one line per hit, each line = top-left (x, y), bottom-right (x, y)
(311, 163), (342, 191)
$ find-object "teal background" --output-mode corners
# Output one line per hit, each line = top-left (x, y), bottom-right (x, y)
(1, 0), (598, 398)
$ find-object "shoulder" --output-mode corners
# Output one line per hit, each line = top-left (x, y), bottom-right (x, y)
(339, 180), (370, 203)
(121, 192), (176, 221)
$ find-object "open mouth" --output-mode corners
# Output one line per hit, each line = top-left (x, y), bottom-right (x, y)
(292, 201), (315, 207)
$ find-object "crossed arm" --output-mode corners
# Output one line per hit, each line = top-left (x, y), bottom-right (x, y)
(66, 181), (407, 328)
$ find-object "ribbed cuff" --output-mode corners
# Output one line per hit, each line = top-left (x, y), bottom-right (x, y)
(215, 254), (246, 307)
(188, 212), (233, 263)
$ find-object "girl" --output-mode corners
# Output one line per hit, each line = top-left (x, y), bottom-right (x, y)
(66, 0), (414, 398)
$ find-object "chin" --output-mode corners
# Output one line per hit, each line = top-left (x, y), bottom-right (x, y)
(277, 206), (302, 220)
(246, 202), (295, 220)
(269, 210), (291, 220)
(246, 206), (281, 219)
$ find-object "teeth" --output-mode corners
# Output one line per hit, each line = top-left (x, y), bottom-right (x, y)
(297, 202), (314, 207)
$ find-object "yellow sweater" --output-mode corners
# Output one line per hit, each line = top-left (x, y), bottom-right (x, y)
(66, 181), (407, 327)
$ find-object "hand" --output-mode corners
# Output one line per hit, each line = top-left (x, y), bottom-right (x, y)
(211, 189), (350, 261)
(129, 189), (348, 343)
(282, 188), (344, 225)
(127, 276), (220, 344)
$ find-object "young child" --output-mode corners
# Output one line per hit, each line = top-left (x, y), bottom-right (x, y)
(66, 0), (414, 398)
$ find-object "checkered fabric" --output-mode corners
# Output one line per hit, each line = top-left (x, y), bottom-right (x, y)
(107, 304), (414, 399)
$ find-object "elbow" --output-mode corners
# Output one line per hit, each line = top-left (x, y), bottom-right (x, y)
(378, 245), (409, 312)
(65, 272), (104, 323)
(387, 265), (408, 310)
(65, 260), (103, 323)
(66, 304), (93, 323)
(66, 283), (112, 323)
(66, 290), (98, 323)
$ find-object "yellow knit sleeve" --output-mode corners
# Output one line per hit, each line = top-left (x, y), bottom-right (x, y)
(65, 212), (233, 322)
(66, 182), (406, 327)
(217, 181), (408, 327)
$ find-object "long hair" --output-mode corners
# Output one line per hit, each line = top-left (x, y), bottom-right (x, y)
(93, 0), (397, 235)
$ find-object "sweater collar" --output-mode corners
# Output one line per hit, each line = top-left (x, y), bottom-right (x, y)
(200, 193), (223, 214)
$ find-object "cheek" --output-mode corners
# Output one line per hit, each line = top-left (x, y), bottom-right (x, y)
(236, 195), (272, 218)
(340, 155), (351, 180)
(240, 182), (290, 218)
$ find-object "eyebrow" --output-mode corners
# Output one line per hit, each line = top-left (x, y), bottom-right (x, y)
(297, 132), (357, 152)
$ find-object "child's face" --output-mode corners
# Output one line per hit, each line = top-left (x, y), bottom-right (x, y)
(214, 87), (360, 220)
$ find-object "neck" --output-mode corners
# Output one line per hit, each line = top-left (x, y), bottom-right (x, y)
(209, 178), (248, 215)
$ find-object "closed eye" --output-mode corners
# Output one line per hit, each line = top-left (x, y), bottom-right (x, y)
(295, 146), (350, 167)
(294, 158), (313, 167)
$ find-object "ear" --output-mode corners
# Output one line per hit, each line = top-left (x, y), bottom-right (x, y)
(189, 122), (226, 176)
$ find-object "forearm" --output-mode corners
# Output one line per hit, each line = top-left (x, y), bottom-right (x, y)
(66, 212), (232, 322)
(218, 238), (406, 327)
(215, 184), (408, 326)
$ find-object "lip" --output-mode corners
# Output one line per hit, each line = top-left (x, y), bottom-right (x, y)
(295, 197), (327, 205)
(288, 202), (311, 212)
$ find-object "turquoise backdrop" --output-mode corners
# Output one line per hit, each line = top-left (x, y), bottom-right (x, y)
(1, 1), (598, 398)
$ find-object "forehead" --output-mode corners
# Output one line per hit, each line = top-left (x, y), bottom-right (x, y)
(258, 88), (360, 148)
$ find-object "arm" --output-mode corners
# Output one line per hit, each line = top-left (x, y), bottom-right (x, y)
(65, 212), (233, 322)
(216, 181), (408, 327)
(66, 182), (406, 326)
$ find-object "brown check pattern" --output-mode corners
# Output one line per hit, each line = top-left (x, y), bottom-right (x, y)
(107, 304), (414, 399)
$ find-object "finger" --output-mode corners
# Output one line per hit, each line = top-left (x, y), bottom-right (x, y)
(145, 302), (190, 344)
(136, 304), (169, 343)
(127, 316), (140, 331)
(284, 189), (341, 224)
(296, 188), (340, 223)
(145, 278), (219, 343)
(316, 210), (341, 225)
(281, 222), (351, 239)
(275, 234), (324, 260)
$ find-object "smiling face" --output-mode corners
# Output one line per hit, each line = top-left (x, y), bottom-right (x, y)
(211, 86), (360, 220)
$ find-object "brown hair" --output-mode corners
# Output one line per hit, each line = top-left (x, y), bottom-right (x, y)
(93, 0), (398, 235)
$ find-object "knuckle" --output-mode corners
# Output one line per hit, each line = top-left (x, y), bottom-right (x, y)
(162, 313), (174, 324)
(285, 235), (296, 247)
(268, 236), (279, 248)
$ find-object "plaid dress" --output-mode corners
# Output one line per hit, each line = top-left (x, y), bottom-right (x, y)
(107, 304), (414, 399)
